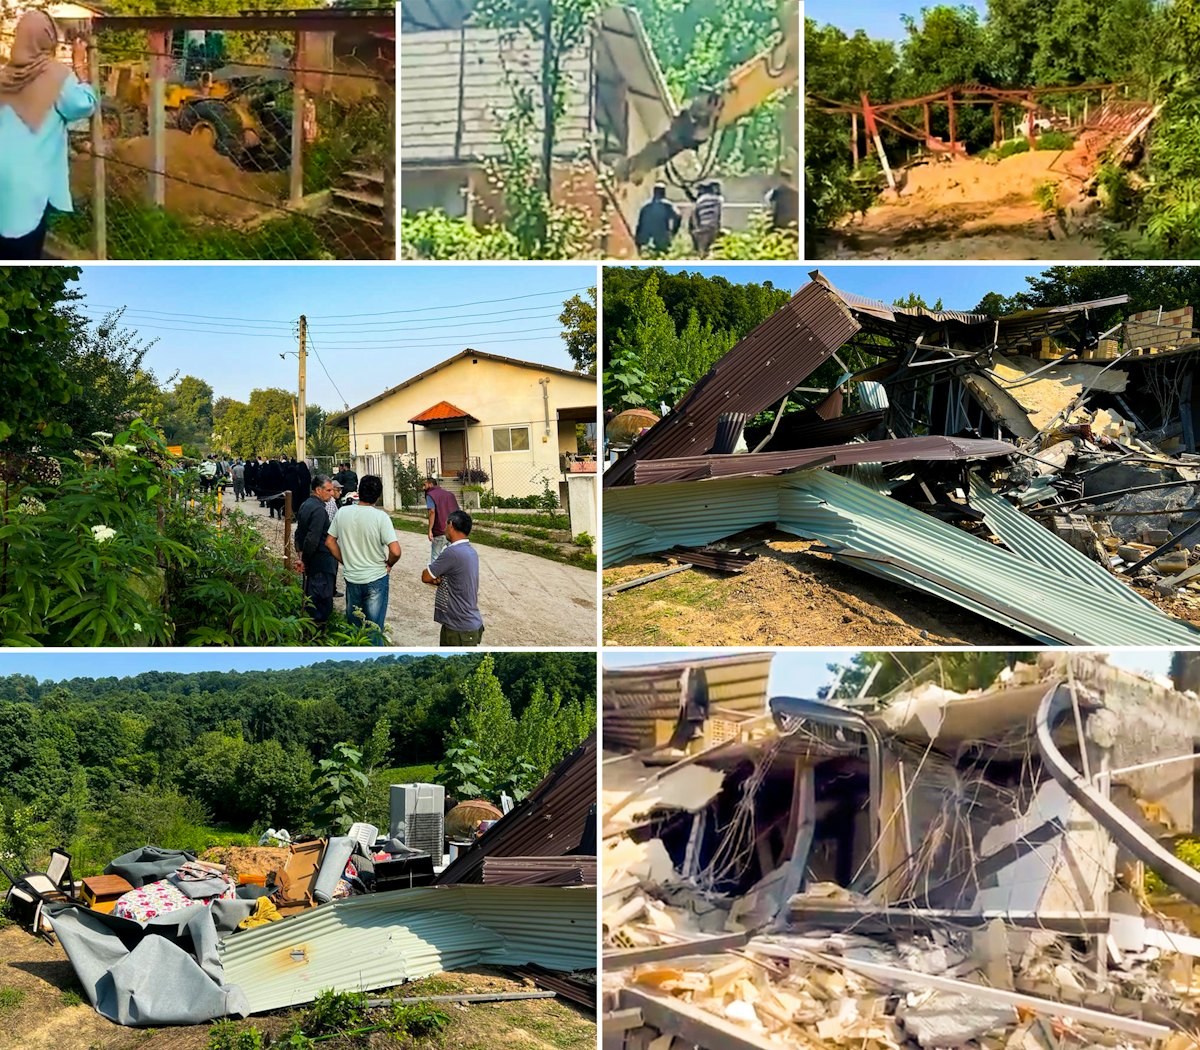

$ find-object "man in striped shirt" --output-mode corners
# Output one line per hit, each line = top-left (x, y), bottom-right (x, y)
(689, 180), (723, 257)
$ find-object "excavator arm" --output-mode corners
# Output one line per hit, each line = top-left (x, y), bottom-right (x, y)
(614, 0), (799, 184)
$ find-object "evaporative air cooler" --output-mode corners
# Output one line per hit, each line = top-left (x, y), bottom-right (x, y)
(389, 783), (445, 857)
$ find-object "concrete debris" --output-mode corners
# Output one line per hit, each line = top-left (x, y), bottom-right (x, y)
(604, 273), (1200, 643)
(603, 651), (1200, 1049)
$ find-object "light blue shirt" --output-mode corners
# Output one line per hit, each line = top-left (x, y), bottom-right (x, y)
(0, 73), (96, 238)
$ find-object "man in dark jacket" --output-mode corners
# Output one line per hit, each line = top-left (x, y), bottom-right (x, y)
(635, 183), (680, 257)
(334, 462), (359, 496)
(294, 474), (338, 624)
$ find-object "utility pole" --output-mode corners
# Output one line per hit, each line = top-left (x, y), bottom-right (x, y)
(296, 314), (307, 463)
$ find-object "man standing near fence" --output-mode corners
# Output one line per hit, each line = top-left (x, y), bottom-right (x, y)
(423, 476), (460, 560)
(334, 462), (358, 496)
(295, 474), (337, 626)
(325, 474), (400, 644)
(421, 510), (483, 647)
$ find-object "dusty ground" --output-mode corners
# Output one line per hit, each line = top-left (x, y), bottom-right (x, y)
(0, 925), (593, 1050)
(72, 130), (287, 221)
(818, 146), (1104, 260)
(602, 529), (1024, 647)
(231, 491), (597, 646)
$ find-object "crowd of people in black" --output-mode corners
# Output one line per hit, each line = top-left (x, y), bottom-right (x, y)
(198, 454), (336, 518)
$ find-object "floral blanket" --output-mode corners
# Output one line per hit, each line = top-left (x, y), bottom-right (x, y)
(112, 877), (236, 922)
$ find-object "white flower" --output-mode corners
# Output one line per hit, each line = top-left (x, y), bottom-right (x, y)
(90, 524), (116, 543)
(122, 444), (138, 452)
(133, 622), (142, 632)
(91, 431), (113, 440)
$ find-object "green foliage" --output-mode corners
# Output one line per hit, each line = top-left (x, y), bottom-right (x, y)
(1033, 180), (1059, 212)
(0, 987), (24, 1016)
(400, 209), (522, 260)
(710, 213), (800, 260)
(206, 1019), (263, 1050)
(303, 95), (390, 194)
(438, 655), (593, 803)
(51, 202), (330, 261)
(303, 989), (369, 1036)
(627, 0), (788, 174)
(388, 1001), (451, 1037)
(559, 287), (597, 374)
(1035, 131), (1075, 152)
(573, 531), (593, 547)
(309, 743), (369, 835)
(603, 268), (762, 410)
(1145, 836), (1200, 894)
(0, 267), (82, 451)
(59, 990), (83, 1008)
(391, 455), (425, 510)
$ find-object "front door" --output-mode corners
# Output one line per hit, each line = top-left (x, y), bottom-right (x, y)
(439, 429), (466, 476)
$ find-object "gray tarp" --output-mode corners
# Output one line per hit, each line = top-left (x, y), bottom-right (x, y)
(104, 846), (196, 888)
(48, 902), (250, 1025)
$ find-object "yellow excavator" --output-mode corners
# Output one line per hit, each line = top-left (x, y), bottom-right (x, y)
(613, 0), (798, 224)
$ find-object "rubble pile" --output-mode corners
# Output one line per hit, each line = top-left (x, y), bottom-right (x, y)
(602, 653), (1200, 1049)
(603, 275), (1200, 645)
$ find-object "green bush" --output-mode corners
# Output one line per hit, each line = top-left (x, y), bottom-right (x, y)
(389, 1001), (451, 1037)
(1035, 131), (1075, 152)
(206, 1020), (263, 1050)
(303, 990), (369, 1036)
(400, 208), (522, 260)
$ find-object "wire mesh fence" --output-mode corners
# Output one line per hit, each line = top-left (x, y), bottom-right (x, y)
(7, 8), (396, 261)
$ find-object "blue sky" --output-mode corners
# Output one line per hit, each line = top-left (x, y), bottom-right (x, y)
(69, 265), (594, 410)
(604, 649), (1172, 695)
(661, 264), (1045, 312)
(806, 0), (989, 39)
(0, 652), (449, 682)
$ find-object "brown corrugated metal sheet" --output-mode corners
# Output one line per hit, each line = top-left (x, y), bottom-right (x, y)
(512, 964), (597, 1010)
(436, 734), (596, 885)
(659, 546), (757, 573)
(605, 282), (861, 487)
(759, 408), (886, 451)
(482, 856), (597, 886)
(632, 435), (1016, 485)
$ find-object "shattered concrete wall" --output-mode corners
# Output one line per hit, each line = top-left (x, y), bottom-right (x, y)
(1066, 656), (1197, 834)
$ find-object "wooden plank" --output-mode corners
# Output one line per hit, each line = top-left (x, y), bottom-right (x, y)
(604, 932), (749, 969)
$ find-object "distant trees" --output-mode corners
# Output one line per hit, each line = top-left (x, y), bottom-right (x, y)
(602, 267), (790, 410)
(0, 652), (595, 862)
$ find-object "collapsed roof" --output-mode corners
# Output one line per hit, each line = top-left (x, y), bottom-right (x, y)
(604, 275), (1200, 646)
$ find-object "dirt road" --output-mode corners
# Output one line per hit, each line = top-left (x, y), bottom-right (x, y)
(818, 146), (1104, 260)
(230, 491), (597, 646)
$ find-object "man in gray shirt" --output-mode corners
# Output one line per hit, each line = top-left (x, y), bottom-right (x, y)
(230, 459), (246, 503)
(421, 509), (483, 646)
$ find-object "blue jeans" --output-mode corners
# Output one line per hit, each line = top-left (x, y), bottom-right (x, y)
(345, 575), (389, 644)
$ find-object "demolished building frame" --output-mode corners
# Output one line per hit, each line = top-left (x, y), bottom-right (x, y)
(602, 271), (1200, 645)
(602, 651), (1200, 1050)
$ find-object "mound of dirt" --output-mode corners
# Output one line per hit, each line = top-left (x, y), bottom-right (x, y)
(72, 130), (287, 222)
(199, 844), (291, 882)
(825, 142), (1105, 260)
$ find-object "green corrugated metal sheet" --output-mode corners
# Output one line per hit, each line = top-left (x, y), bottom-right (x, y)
(968, 476), (1161, 614)
(604, 468), (1200, 644)
(218, 885), (595, 1014)
(777, 471), (1200, 646)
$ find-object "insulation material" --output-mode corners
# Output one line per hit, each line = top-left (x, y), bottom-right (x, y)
(986, 355), (1128, 431)
(603, 758), (725, 832)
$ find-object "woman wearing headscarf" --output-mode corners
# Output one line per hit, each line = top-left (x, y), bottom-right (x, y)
(0, 11), (96, 260)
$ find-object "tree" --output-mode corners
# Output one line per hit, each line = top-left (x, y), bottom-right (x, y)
(476, 0), (609, 194)
(559, 287), (597, 374)
(0, 267), (81, 451)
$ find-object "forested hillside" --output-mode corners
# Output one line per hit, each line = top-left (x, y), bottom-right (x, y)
(0, 653), (595, 877)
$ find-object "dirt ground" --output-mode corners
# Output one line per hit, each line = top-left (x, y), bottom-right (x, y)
(72, 130), (287, 221)
(602, 529), (1024, 647)
(0, 925), (594, 1050)
(818, 145), (1105, 260)
(231, 491), (597, 646)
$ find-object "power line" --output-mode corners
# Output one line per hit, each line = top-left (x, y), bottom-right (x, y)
(78, 285), (588, 325)
(77, 303), (566, 337)
(298, 327), (567, 350)
(305, 329), (350, 409)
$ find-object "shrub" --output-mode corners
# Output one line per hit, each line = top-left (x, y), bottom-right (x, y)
(1035, 130), (1075, 152)
(456, 466), (490, 484)
(206, 1020), (263, 1050)
(303, 989), (369, 1036)
(389, 1001), (451, 1037)
(1033, 180), (1059, 212)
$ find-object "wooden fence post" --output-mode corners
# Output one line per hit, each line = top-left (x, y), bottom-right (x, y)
(147, 29), (168, 208)
(88, 37), (107, 259)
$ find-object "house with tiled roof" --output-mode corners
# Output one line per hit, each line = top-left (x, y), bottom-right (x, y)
(329, 349), (597, 508)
